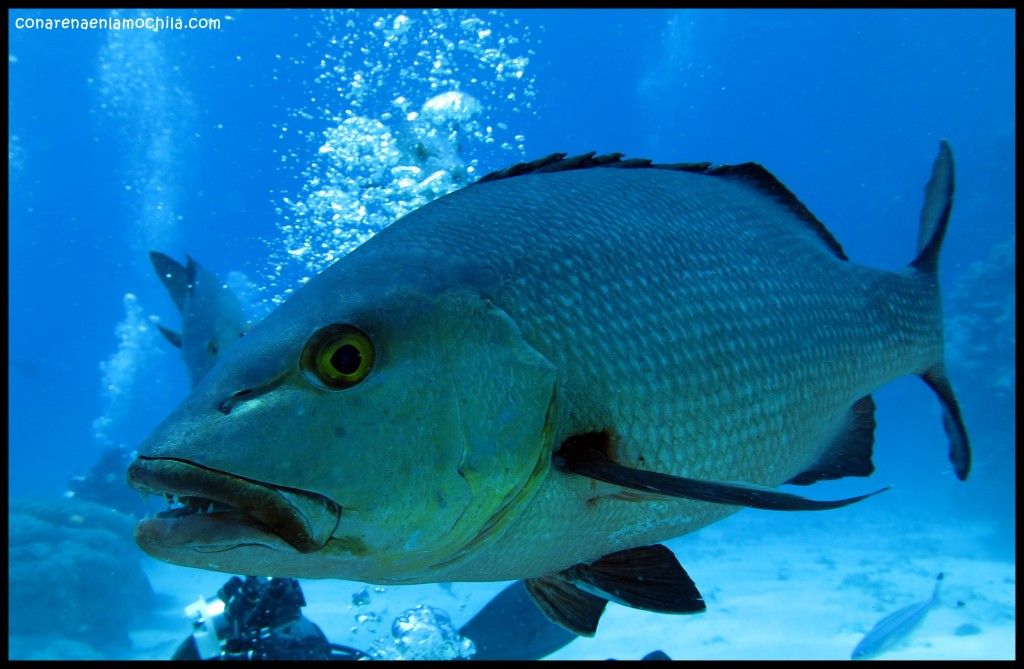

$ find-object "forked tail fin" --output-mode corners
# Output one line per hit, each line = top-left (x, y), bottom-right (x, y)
(911, 141), (971, 481)
(911, 141), (955, 274)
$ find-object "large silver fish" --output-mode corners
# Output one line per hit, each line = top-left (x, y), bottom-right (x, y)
(128, 144), (969, 636)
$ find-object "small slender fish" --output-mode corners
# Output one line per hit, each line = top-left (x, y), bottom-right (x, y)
(851, 573), (944, 660)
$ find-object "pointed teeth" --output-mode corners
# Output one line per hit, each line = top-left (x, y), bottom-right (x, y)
(152, 494), (237, 519)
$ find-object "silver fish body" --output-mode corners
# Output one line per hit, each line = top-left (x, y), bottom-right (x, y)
(852, 573), (944, 660)
(128, 146), (968, 592)
(369, 165), (938, 580)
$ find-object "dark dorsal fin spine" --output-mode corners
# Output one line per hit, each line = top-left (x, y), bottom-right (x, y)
(476, 152), (847, 261)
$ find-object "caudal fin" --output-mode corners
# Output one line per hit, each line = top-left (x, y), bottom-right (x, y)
(920, 364), (970, 480)
(910, 141), (971, 481)
(911, 141), (955, 274)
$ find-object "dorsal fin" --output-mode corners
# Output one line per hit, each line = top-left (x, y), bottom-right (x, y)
(476, 151), (711, 184)
(149, 251), (191, 313)
(705, 162), (848, 260)
(476, 152), (847, 261)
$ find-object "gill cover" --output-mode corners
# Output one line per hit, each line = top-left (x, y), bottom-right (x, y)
(423, 289), (559, 570)
(130, 277), (559, 581)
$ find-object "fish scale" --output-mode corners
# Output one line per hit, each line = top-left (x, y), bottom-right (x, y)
(339, 166), (944, 580)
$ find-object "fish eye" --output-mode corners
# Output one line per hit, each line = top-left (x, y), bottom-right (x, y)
(301, 324), (375, 390)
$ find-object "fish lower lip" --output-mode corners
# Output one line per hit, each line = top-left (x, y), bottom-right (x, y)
(127, 457), (341, 553)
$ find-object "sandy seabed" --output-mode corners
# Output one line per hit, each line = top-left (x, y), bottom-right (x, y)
(101, 498), (1015, 662)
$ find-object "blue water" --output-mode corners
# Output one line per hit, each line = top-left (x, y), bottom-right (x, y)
(8, 9), (1014, 660)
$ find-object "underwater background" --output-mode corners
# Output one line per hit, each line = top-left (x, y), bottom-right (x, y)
(7, 8), (1014, 660)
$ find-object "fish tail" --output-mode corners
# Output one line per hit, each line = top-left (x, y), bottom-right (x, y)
(910, 140), (954, 275)
(930, 572), (944, 604)
(909, 141), (971, 481)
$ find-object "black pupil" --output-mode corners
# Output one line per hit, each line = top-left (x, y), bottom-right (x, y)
(331, 344), (361, 375)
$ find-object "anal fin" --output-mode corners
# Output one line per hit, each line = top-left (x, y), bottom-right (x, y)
(524, 544), (706, 636)
(788, 395), (876, 486)
(565, 544), (706, 615)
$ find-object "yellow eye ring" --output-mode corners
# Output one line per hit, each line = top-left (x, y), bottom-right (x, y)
(301, 325), (375, 390)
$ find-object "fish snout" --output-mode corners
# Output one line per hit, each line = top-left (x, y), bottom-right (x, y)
(127, 456), (341, 553)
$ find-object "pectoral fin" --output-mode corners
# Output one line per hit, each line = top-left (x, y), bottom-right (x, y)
(555, 432), (888, 511)
(156, 324), (183, 349)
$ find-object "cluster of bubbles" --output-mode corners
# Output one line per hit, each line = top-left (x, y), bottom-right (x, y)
(347, 584), (387, 636)
(86, 10), (537, 451)
(90, 11), (194, 451)
(92, 9), (192, 253)
(92, 293), (162, 447)
(8, 132), (24, 177)
(225, 269), (270, 323)
(263, 9), (537, 305)
(367, 605), (476, 660)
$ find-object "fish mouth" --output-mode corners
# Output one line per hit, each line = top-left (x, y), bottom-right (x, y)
(127, 457), (341, 554)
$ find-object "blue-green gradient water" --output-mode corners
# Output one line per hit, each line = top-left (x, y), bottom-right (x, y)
(8, 9), (1014, 660)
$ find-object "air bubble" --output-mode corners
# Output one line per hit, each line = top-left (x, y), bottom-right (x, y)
(265, 10), (536, 307)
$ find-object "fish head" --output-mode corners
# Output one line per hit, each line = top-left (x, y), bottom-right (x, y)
(128, 250), (558, 582)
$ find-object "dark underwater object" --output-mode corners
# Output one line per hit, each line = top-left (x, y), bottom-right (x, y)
(458, 580), (577, 659)
(150, 251), (247, 387)
(66, 445), (146, 518)
(8, 498), (156, 655)
(171, 575), (366, 660)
